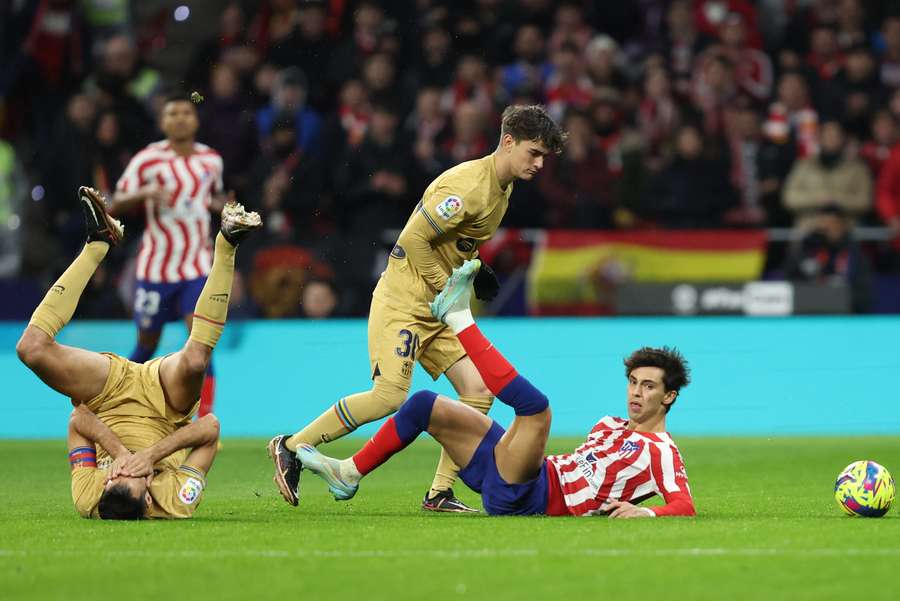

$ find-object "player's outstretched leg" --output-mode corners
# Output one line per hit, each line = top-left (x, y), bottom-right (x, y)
(158, 201), (261, 414)
(432, 260), (551, 484)
(17, 187), (125, 402)
(298, 389), (491, 503)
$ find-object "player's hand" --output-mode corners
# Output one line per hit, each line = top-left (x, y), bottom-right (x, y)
(473, 262), (500, 301)
(107, 453), (134, 481)
(119, 450), (155, 478)
(606, 500), (653, 519)
(142, 185), (169, 205)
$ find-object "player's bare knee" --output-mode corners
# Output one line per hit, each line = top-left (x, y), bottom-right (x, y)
(16, 328), (51, 367)
(180, 346), (211, 377)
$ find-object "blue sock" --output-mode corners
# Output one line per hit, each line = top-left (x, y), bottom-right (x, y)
(394, 390), (438, 442)
(129, 341), (156, 364)
(497, 375), (549, 416)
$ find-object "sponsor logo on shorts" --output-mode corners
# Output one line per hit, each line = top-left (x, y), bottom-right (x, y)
(436, 196), (463, 220)
(209, 293), (229, 303)
(179, 477), (203, 505)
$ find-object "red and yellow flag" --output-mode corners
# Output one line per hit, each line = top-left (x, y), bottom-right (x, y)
(527, 230), (767, 315)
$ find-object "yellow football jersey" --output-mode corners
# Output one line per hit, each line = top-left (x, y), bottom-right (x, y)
(374, 154), (512, 317)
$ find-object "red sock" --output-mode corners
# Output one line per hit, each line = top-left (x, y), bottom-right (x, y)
(198, 375), (215, 418)
(352, 417), (408, 475)
(456, 324), (518, 394)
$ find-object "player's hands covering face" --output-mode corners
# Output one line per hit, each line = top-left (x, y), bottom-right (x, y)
(116, 450), (155, 478)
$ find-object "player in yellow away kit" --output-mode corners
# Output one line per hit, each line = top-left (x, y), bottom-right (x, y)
(269, 105), (566, 511)
(16, 187), (261, 520)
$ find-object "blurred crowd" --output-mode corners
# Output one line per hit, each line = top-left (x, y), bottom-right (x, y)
(3, 0), (900, 317)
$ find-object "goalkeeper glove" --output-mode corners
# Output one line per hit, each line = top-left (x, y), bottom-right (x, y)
(473, 262), (500, 301)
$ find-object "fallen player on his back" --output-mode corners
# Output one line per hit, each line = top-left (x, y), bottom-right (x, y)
(16, 187), (261, 519)
(298, 260), (696, 517)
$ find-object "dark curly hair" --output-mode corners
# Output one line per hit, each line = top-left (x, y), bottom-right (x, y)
(623, 347), (691, 413)
(98, 483), (147, 520)
(500, 105), (567, 154)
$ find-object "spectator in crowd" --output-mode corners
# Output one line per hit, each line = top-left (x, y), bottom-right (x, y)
(187, 2), (257, 89)
(878, 15), (900, 89)
(691, 51), (739, 137)
(694, 0), (763, 49)
(722, 100), (767, 227)
(439, 101), (491, 169)
(198, 63), (258, 195)
(662, 0), (711, 99)
(875, 129), (900, 248)
(247, 113), (324, 240)
(637, 65), (681, 161)
(822, 45), (883, 139)
(835, 0), (869, 50)
(548, 1), (594, 52)
(860, 110), (898, 180)
(639, 123), (738, 228)
(405, 25), (455, 91)
(256, 67), (322, 156)
(806, 24), (845, 81)
(500, 24), (553, 100)
(544, 42), (594, 122)
(274, 0), (334, 110)
(406, 86), (450, 184)
(717, 11), (774, 102)
(327, 1), (385, 88)
(584, 34), (629, 91)
(784, 204), (873, 313)
(764, 71), (819, 159)
(300, 279), (339, 319)
(248, 245), (333, 319)
(783, 119), (872, 230)
(539, 110), (618, 228)
(335, 100), (413, 232)
(444, 54), (496, 116)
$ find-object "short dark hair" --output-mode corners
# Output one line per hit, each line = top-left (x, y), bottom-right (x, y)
(163, 92), (196, 108)
(624, 347), (691, 413)
(500, 105), (567, 154)
(98, 483), (147, 520)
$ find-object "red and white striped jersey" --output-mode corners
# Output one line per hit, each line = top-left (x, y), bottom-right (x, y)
(116, 141), (224, 283)
(545, 416), (694, 517)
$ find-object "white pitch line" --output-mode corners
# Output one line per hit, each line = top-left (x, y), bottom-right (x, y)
(2, 548), (900, 559)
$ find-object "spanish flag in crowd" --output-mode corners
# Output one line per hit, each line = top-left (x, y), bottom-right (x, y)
(527, 230), (768, 315)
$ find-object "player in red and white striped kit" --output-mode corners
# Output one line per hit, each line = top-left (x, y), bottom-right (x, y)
(111, 93), (229, 418)
(298, 260), (696, 518)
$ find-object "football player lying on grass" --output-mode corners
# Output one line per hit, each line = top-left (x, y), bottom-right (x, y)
(298, 260), (696, 517)
(16, 186), (261, 519)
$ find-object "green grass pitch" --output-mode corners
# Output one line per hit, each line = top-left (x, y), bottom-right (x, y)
(2, 436), (898, 601)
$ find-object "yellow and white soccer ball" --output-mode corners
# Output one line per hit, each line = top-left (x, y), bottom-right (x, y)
(834, 460), (895, 517)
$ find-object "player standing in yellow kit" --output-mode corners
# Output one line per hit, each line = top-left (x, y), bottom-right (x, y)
(268, 105), (566, 511)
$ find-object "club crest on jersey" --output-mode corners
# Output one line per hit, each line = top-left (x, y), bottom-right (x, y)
(178, 477), (203, 505)
(618, 440), (641, 457)
(436, 196), (463, 220)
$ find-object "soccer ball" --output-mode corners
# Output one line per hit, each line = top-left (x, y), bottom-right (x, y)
(834, 460), (895, 517)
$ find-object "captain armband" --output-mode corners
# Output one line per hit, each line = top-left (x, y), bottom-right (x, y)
(69, 446), (97, 469)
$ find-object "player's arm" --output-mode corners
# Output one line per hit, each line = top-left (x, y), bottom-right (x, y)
(609, 446), (696, 519)
(68, 404), (130, 460)
(110, 186), (167, 216)
(68, 405), (130, 517)
(115, 414), (220, 478)
(398, 185), (476, 293)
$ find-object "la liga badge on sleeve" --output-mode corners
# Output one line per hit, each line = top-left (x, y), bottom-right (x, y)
(436, 196), (463, 220)
(178, 477), (203, 504)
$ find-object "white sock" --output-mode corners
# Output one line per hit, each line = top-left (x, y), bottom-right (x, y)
(339, 458), (362, 484)
(444, 307), (475, 334)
